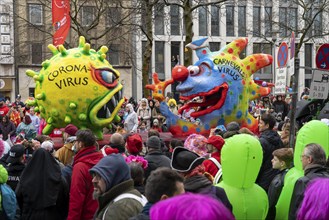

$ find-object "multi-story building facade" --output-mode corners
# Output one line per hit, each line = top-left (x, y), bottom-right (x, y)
(134, 0), (329, 101)
(0, 0), (15, 100)
(14, 0), (134, 101)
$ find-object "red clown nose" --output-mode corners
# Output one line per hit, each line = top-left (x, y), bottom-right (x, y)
(172, 65), (189, 82)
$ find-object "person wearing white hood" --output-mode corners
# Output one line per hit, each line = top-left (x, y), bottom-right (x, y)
(124, 104), (139, 133)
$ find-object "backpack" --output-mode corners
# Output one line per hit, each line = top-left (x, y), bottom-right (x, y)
(102, 193), (148, 220)
(0, 183), (17, 220)
(209, 157), (222, 184)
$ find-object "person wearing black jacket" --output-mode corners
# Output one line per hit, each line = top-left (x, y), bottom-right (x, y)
(256, 113), (284, 192)
(171, 147), (233, 212)
(5, 144), (25, 191)
(15, 148), (69, 220)
(144, 136), (171, 181)
(289, 143), (329, 220)
(267, 148), (293, 220)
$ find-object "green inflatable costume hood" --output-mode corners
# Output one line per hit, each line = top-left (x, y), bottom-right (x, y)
(275, 120), (329, 220)
(216, 134), (268, 220)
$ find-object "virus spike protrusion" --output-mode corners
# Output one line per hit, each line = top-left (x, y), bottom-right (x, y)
(248, 82), (272, 100)
(33, 74), (44, 82)
(58, 45), (68, 56)
(69, 102), (77, 109)
(26, 69), (38, 78)
(79, 113), (87, 121)
(36, 92), (46, 101)
(33, 106), (39, 112)
(47, 117), (54, 124)
(39, 105), (45, 113)
(79, 36), (86, 48)
(51, 109), (59, 117)
(64, 115), (71, 123)
(242, 54), (273, 77)
(42, 124), (54, 135)
(98, 46), (108, 55)
(48, 44), (59, 56)
(41, 60), (51, 69)
(99, 54), (106, 62)
(222, 38), (248, 57)
(82, 43), (91, 55)
(26, 99), (37, 106)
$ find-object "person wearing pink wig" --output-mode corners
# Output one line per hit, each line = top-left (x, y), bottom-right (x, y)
(150, 193), (235, 220)
(297, 178), (329, 220)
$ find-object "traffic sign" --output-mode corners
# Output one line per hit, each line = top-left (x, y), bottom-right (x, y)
(309, 70), (329, 99)
(316, 44), (329, 70)
(277, 42), (288, 68)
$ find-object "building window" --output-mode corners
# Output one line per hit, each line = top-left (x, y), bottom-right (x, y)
(209, 42), (221, 51)
(253, 7), (261, 37)
(304, 44), (312, 75)
(82, 6), (95, 27)
(170, 5), (180, 35)
(155, 41), (165, 80)
(238, 6), (246, 37)
(314, 12), (322, 36)
(108, 44), (120, 65)
(289, 8), (298, 33)
(253, 43), (272, 74)
(211, 6), (220, 36)
(31, 43), (43, 64)
(171, 42), (180, 67)
(29, 88), (35, 97)
(107, 7), (121, 27)
(29, 4), (43, 25)
(226, 6), (234, 36)
(199, 6), (208, 36)
(154, 3), (164, 35)
(265, 7), (272, 37)
(279, 8), (287, 37)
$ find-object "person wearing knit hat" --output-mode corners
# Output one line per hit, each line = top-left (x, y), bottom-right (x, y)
(144, 136), (171, 181)
(55, 124), (78, 166)
(203, 135), (225, 180)
(89, 154), (145, 220)
(125, 133), (143, 156)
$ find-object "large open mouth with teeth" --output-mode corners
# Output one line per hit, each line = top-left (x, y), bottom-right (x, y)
(179, 83), (229, 118)
(90, 84), (124, 127)
(90, 66), (124, 127)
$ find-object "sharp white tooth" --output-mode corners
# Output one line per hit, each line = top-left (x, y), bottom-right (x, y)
(118, 90), (122, 99)
(106, 107), (111, 118)
(111, 97), (115, 106)
(114, 98), (118, 106)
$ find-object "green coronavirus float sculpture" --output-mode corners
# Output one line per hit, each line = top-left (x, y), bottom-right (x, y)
(216, 134), (268, 220)
(26, 36), (124, 139)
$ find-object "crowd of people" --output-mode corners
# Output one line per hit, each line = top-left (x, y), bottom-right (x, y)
(0, 92), (328, 220)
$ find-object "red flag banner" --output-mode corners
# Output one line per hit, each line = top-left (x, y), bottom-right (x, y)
(52, 0), (70, 46)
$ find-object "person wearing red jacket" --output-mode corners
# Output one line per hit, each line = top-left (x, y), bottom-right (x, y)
(67, 129), (103, 220)
(0, 97), (9, 117)
(203, 135), (225, 178)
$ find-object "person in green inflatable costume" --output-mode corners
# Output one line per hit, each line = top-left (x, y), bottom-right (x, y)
(275, 120), (329, 220)
(216, 134), (268, 219)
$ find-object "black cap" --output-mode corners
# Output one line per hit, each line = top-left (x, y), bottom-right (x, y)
(6, 145), (25, 164)
(171, 147), (205, 172)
